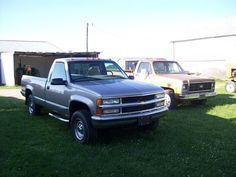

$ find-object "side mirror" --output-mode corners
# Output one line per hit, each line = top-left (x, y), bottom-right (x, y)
(51, 78), (68, 85)
(128, 75), (134, 80)
(185, 71), (194, 75)
(185, 71), (190, 75)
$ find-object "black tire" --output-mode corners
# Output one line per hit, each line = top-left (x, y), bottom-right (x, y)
(225, 81), (236, 93)
(27, 94), (41, 116)
(70, 110), (97, 144)
(164, 89), (176, 109)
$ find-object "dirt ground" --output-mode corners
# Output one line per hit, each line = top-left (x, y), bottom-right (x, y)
(0, 89), (24, 100)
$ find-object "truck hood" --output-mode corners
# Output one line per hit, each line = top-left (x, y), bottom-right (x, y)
(73, 79), (163, 97)
(157, 74), (214, 83)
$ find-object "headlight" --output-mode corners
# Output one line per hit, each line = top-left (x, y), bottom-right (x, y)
(96, 98), (120, 115)
(211, 82), (215, 90)
(155, 93), (165, 99)
(182, 83), (188, 91)
(103, 98), (120, 105)
(103, 108), (120, 114)
(156, 101), (165, 107)
(176, 82), (188, 93)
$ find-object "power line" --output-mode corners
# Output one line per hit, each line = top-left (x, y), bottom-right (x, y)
(170, 34), (236, 43)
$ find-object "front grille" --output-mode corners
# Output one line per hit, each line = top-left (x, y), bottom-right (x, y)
(189, 83), (213, 92)
(122, 103), (156, 113)
(122, 95), (155, 103)
(100, 93), (165, 115)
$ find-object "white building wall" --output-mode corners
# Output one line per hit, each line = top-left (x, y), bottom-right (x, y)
(0, 52), (15, 86)
(174, 37), (236, 60)
(173, 36), (236, 74)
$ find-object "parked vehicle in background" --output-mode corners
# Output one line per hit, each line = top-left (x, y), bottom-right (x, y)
(225, 63), (236, 93)
(21, 58), (168, 144)
(119, 58), (216, 109)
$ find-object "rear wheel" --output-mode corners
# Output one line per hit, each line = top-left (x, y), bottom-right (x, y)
(164, 89), (176, 109)
(71, 110), (97, 144)
(27, 94), (41, 116)
(225, 81), (236, 93)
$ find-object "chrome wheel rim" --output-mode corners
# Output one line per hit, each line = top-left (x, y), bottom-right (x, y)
(28, 98), (34, 114)
(164, 94), (171, 108)
(75, 120), (85, 141)
(226, 84), (234, 93)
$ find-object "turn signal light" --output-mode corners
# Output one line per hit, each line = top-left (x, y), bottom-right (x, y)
(96, 108), (103, 115)
(96, 98), (103, 105)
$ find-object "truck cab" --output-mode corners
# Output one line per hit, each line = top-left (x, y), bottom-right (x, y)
(122, 58), (216, 109)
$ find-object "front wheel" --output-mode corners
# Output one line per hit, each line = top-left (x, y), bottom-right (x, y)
(71, 110), (97, 144)
(27, 94), (41, 116)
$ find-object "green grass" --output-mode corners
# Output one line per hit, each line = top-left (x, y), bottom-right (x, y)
(0, 85), (20, 89)
(0, 81), (236, 177)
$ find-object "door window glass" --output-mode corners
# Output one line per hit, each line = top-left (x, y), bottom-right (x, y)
(137, 62), (152, 74)
(50, 62), (67, 81)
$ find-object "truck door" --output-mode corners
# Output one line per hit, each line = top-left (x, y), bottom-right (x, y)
(45, 62), (69, 115)
(134, 62), (154, 83)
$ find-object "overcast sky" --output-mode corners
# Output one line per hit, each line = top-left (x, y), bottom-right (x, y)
(0, 0), (235, 58)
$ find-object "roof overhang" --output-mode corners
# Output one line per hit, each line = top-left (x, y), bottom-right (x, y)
(13, 51), (100, 58)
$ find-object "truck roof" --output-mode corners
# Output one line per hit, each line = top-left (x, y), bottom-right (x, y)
(141, 58), (168, 62)
(54, 57), (111, 62)
(121, 58), (174, 62)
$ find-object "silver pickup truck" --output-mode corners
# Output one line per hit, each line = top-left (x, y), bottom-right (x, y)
(21, 58), (167, 144)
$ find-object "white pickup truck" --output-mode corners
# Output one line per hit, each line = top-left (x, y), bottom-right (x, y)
(120, 58), (216, 109)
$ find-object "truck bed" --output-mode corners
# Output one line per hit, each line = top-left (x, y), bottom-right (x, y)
(21, 75), (47, 104)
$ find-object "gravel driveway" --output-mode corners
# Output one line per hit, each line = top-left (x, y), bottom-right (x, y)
(0, 89), (24, 100)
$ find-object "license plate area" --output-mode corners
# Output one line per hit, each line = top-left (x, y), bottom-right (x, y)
(199, 94), (206, 99)
(138, 117), (152, 126)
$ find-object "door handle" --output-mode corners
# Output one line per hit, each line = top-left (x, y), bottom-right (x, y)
(47, 86), (50, 90)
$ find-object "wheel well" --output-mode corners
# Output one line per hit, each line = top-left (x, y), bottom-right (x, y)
(162, 87), (174, 93)
(231, 69), (236, 81)
(69, 101), (91, 120)
(25, 89), (32, 105)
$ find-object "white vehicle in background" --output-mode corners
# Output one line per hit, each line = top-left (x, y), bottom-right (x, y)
(119, 58), (216, 109)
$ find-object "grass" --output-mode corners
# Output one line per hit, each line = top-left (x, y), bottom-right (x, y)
(0, 81), (236, 177)
(0, 85), (20, 89)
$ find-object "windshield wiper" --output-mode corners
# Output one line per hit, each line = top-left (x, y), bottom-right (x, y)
(72, 76), (102, 82)
(104, 75), (126, 79)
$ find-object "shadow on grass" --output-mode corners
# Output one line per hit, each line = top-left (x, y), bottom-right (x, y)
(204, 93), (236, 106)
(96, 93), (236, 143)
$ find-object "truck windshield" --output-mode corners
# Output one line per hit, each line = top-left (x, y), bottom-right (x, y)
(69, 60), (128, 82)
(153, 61), (185, 74)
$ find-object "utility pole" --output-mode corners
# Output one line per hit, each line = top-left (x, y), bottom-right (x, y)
(86, 23), (89, 52)
(172, 42), (175, 60)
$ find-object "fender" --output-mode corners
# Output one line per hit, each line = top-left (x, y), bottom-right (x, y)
(69, 94), (95, 114)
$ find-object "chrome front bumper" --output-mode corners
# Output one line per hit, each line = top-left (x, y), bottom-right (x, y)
(91, 106), (168, 128)
(179, 92), (216, 100)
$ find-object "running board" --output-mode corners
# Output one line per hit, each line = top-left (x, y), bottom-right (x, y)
(49, 113), (69, 122)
